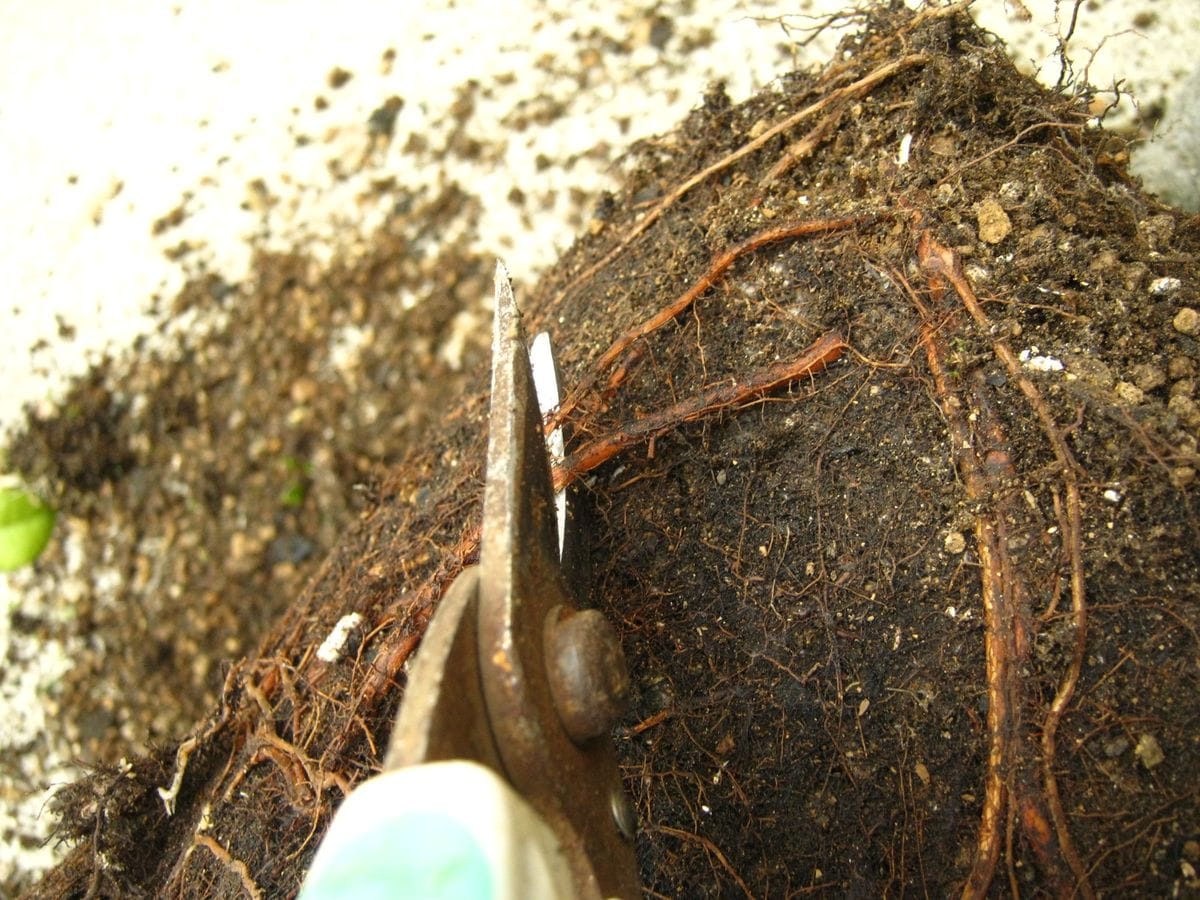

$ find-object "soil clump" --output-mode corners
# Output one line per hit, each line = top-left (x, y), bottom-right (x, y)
(15, 5), (1200, 897)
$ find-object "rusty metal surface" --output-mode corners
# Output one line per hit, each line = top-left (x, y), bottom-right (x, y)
(544, 605), (630, 745)
(385, 566), (503, 772)
(477, 264), (639, 898)
(386, 264), (638, 897)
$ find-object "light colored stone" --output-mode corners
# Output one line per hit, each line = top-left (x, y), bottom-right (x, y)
(943, 531), (966, 554)
(1168, 394), (1200, 425)
(290, 376), (318, 405)
(1174, 307), (1200, 336)
(1135, 733), (1165, 769)
(1131, 363), (1166, 392)
(1169, 355), (1196, 379)
(1138, 214), (1177, 250)
(1115, 381), (1146, 405)
(974, 197), (1012, 244)
(1020, 348), (1063, 372)
(1103, 736), (1130, 758)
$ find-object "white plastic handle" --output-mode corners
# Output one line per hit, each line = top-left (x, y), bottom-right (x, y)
(300, 760), (575, 899)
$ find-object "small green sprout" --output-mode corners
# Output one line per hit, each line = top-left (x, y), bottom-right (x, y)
(279, 455), (313, 509)
(279, 480), (308, 509)
(0, 485), (57, 572)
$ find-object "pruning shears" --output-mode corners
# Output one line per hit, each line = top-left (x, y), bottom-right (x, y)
(301, 264), (641, 898)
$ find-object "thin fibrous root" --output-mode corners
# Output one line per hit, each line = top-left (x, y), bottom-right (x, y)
(191, 834), (263, 900)
(548, 52), (929, 312)
(318, 516), (481, 762)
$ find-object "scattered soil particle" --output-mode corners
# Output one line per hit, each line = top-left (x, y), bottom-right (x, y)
(325, 67), (353, 90)
(151, 202), (189, 236)
(366, 95), (404, 139)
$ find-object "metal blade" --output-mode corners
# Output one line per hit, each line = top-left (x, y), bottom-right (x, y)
(384, 566), (502, 771)
(529, 330), (566, 558)
(478, 262), (639, 899)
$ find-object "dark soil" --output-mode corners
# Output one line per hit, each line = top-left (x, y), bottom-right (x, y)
(14, 5), (1200, 898)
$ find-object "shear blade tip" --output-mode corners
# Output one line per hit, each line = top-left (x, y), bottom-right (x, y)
(492, 260), (520, 355)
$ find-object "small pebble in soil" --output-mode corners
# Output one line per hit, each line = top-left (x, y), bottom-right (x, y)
(1103, 736), (1130, 758)
(943, 531), (966, 554)
(1019, 348), (1064, 372)
(1115, 382), (1146, 405)
(1168, 394), (1200, 426)
(316, 612), (365, 663)
(1150, 276), (1182, 295)
(1169, 355), (1196, 378)
(1131, 363), (1166, 392)
(1173, 307), (1200, 335)
(1135, 733), (1165, 769)
(974, 197), (1011, 244)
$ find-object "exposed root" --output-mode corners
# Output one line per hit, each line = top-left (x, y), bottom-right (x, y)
(554, 332), (846, 489)
(550, 216), (870, 431)
(934, 120), (1087, 189)
(920, 233), (1093, 898)
(190, 834), (263, 900)
(305, 336), (847, 772)
(549, 53), (928, 311)
(658, 825), (756, 900)
(760, 103), (848, 184)
(314, 513), (484, 765)
(157, 664), (241, 816)
(623, 707), (674, 737)
(158, 735), (201, 817)
(906, 275), (1008, 895)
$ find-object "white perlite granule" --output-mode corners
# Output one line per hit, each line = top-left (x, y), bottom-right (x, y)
(316, 613), (365, 663)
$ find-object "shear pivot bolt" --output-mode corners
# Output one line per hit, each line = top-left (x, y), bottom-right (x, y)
(544, 606), (629, 744)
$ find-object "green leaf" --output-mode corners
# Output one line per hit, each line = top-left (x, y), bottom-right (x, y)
(279, 480), (308, 509)
(0, 487), (57, 572)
